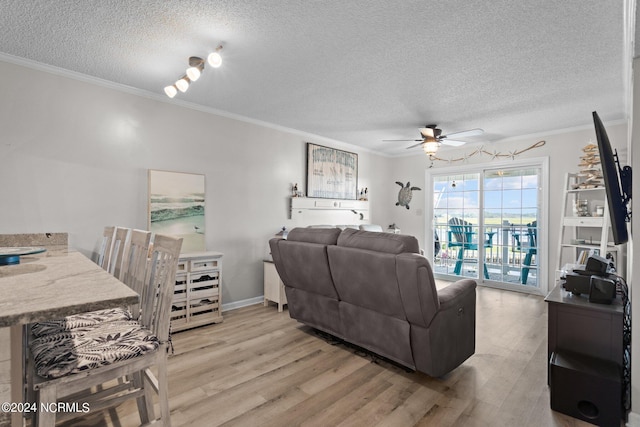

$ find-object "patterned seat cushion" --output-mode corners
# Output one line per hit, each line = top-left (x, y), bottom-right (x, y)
(30, 320), (159, 379)
(31, 307), (133, 338)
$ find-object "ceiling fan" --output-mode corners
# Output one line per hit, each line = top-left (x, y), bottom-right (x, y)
(384, 125), (484, 154)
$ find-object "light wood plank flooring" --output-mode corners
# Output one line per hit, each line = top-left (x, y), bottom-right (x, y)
(59, 286), (597, 427)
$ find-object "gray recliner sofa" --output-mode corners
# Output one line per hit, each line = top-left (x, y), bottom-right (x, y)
(269, 227), (476, 377)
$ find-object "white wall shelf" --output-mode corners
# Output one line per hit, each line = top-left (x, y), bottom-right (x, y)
(557, 173), (622, 274)
(290, 197), (369, 226)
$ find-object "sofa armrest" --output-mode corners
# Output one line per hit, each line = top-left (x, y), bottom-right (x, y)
(415, 278), (476, 376)
(437, 279), (476, 309)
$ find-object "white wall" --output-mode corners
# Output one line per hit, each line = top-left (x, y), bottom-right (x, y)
(384, 123), (628, 290)
(629, 56), (639, 427)
(0, 59), (392, 307)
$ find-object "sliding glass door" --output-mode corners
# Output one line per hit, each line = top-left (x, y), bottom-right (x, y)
(426, 158), (547, 293)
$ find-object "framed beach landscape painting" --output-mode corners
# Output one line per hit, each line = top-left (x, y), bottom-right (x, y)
(148, 170), (205, 252)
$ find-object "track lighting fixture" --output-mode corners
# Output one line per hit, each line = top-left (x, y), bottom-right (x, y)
(164, 45), (223, 98)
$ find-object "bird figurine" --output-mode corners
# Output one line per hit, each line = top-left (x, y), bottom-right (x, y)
(395, 181), (421, 209)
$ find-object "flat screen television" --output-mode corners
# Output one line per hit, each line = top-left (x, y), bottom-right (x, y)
(592, 111), (632, 245)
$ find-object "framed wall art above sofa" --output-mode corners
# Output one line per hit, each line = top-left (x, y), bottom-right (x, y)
(306, 143), (358, 200)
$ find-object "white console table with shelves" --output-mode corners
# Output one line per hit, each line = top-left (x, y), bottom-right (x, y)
(263, 259), (287, 312)
(171, 251), (224, 332)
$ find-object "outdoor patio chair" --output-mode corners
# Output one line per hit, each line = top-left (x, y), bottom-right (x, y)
(448, 217), (494, 279)
(513, 220), (537, 284)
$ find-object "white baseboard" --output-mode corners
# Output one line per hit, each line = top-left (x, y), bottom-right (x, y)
(627, 412), (640, 427)
(221, 296), (264, 312)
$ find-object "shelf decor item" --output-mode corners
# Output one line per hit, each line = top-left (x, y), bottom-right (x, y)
(306, 143), (358, 199)
(573, 143), (603, 189)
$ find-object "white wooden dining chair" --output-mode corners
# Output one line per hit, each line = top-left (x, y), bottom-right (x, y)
(29, 233), (182, 427)
(120, 229), (153, 319)
(109, 226), (131, 279)
(30, 229), (152, 338)
(97, 225), (116, 271)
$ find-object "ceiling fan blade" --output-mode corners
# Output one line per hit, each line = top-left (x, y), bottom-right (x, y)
(440, 139), (467, 147)
(406, 141), (426, 149)
(442, 128), (484, 139)
(383, 139), (422, 142)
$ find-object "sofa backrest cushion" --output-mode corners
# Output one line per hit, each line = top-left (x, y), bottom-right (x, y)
(269, 228), (340, 299)
(287, 227), (341, 245)
(329, 229), (439, 327)
(328, 245), (407, 320)
(337, 228), (420, 254)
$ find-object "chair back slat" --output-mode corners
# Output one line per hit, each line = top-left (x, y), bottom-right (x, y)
(98, 226), (116, 270)
(449, 217), (471, 243)
(121, 229), (152, 319)
(141, 234), (182, 342)
(527, 221), (537, 248)
(110, 227), (130, 279)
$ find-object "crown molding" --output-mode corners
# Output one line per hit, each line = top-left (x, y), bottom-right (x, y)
(0, 52), (379, 157)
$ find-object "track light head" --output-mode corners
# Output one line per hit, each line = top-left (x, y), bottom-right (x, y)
(164, 85), (178, 98)
(186, 57), (205, 81)
(175, 76), (190, 92)
(207, 45), (223, 68)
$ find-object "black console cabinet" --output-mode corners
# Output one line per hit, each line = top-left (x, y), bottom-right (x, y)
(545, 284), (629, 425)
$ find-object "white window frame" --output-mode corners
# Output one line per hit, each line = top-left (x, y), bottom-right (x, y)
(425, 156), (549, 295)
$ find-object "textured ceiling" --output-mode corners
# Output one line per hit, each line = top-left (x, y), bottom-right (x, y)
(0, 0), (629, 156)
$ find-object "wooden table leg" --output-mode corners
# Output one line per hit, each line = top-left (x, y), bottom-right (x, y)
(10, 324), (24, 427)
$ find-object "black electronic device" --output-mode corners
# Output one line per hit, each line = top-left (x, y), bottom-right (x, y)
(564, 272), (592, 295)
(550, 351), (621, 426)
(592, 111), (632, 245)
(589, 276), (616, 304)
(585, 254), (609, 275)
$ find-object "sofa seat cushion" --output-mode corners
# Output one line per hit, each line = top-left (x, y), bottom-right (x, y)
(337, 228), (419, 254)
(30, 320), (158, 379)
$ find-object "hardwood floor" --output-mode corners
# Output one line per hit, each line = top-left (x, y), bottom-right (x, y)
(60, 286), (596, 427)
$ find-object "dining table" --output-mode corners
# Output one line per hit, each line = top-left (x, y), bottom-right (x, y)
(0, 249), (139, 427)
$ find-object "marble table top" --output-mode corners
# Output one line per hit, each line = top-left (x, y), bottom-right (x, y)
(0, 247), (46, 256)
(0, 250), (139, 326)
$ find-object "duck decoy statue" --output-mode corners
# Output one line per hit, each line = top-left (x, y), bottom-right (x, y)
(395, 181), (421, 209)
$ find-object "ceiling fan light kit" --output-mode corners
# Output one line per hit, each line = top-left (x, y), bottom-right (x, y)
(384, 125), (485, 156)
(164, 45), (223, 98)
(422, 140), (439, 156)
